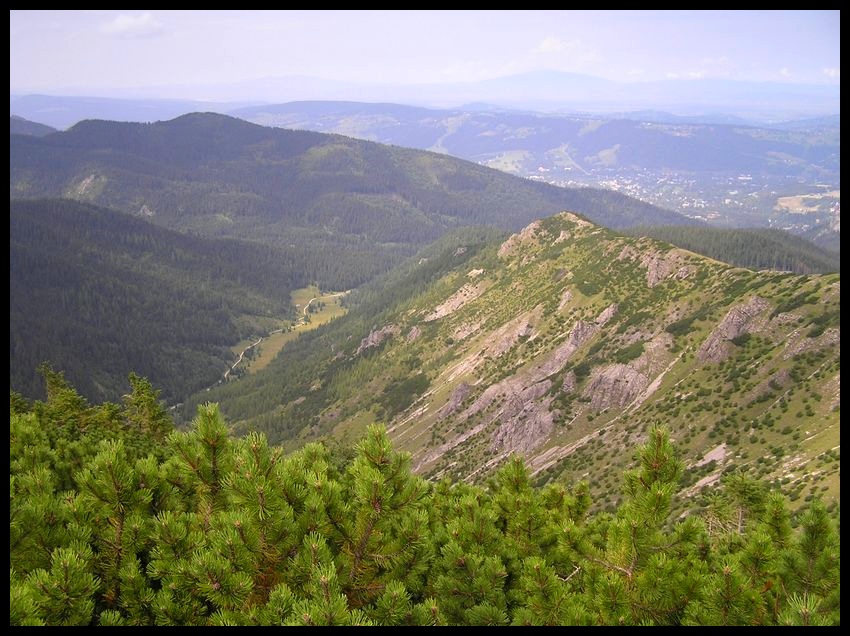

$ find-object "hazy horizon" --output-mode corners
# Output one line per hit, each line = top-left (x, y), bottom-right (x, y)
(10, 10), (840, 99)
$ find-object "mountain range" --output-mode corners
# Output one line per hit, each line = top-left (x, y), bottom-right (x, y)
(13, 71), (838, 119)
(10, 112), (696, 290)
(231, 100), (839, 179)
(229, 101), (840, 243)
(11, 95), (839, 249)
(11, 113), (839, 407)
(10, 113), (700, 403)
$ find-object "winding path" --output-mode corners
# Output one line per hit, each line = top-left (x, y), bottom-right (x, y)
(209, 290), (350, 389)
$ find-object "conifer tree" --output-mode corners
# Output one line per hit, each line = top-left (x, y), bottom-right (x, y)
(122, 373), (172, 441)
(23, 544), (100, 625)
(327, 425), (430, 608)
(74, 439), (154, 616)
(779, 500), (840, 624)
(6, 376), (842, 627)
(584, 427), (708, 625)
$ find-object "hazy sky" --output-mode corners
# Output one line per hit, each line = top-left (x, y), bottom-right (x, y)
(10, 10), (840, 96)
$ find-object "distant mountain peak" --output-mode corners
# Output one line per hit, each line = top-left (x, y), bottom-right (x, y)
(9, 114), (57, 137)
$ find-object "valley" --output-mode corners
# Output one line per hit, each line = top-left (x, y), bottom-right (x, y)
(9, 115), (691, 404)
(9, 199), (305, 402)
(226, 286), (349, 380)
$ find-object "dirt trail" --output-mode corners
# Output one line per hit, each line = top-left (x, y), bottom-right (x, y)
(205, 290), (349, 391)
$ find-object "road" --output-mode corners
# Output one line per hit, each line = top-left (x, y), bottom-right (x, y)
(213, 290), (350, 388)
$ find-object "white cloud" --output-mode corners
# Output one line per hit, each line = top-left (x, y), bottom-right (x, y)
(822, 67), (840, 78)
(779, 67), (792, 78)
(534, 36), (569, 54)
(666, 72), (679, 79)
(101, 13), (164, 39)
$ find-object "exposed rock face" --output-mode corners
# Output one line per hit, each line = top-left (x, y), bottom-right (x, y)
(558, 289), (573, 311)
(437, 383), (470, 420)
(453, 321), (482, 341)
(561, 371), (577, 394)
(74, 173), (104, 197)
(769, 368), (792, 388)
(558, 211), (592, 228)
(642, 253), (692, 288)
(406, 326), (422, 342)
(449, 303), (617, 457)
(498, 214), (591, 262)
(698, 297), (771, 363)
(467, 268), (484, 278)
(643, 331), (674, 358)
(626, 334), (679, 410)
(490, 385), (556, 454)
(554, 230), (571, 244)
(695, 443), (727, 467)
(772, 312), (802, 325)
(498, 220), (542, 258)
(460, 351), (560, 433)
(583, 364), (650, 410)
(538, 304), (616, 378)
(826, 373), (840, 411)
(618, 245), (694, 288)
(595, 303), (618, 326)
(443, 306), (542, 382)
(783, 327), (840, 360)
(483, 310), (537, 359)
(539, 322), (594, 376)
(424, 282), (486, 322)
(355, 324), (400, 355)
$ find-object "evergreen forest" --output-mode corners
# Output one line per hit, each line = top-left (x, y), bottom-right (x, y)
(9, 371), (840, 626)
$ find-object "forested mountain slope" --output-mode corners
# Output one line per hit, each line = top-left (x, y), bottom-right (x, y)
(193, 213), (840, 513)
(10, 199), (304, 402)
(230, 101), (841, 251)
(10, 113), (696, 290)
(623, 225), (840, 274)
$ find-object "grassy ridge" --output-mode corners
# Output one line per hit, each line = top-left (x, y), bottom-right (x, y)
(189, 213), (839, 514)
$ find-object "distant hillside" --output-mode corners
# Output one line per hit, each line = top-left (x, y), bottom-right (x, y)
(230, 101), (839, 247)
(9, 112), (695, 290)
(802, 223), (841, 254)
(769, 114), (841, 132)
(624, 226), (840, 274)
(10, 115), (56, 137)
(10, 199), (305, 402)
(231, 101), (839, 181)
(9, 94), (245, 129)
(189, 212), (840, 514)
